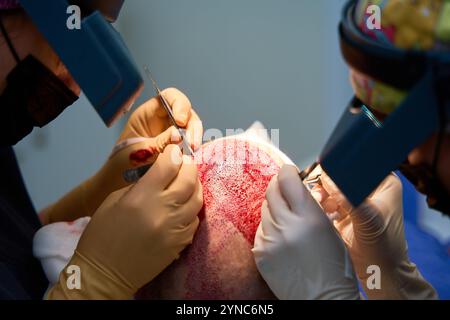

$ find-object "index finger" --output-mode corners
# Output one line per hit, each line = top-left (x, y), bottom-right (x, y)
(160, 87), (192, 127)
(134, 144), (183, 193)
(277, 165), (307, 212)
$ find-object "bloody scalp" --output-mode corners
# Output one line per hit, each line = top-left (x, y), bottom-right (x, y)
(196, 139), (279, 244)
(137, 138), (280, 299)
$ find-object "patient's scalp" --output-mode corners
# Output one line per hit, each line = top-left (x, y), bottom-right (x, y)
(198, 139), (279, 243)
(137, 138), (282, 300)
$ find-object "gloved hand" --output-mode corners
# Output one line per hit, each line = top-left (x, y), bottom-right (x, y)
(252, 165), (360, 300)
(314, 169), (438, 300)
(46, 145), (203, 299)
(40, 87), (203, 224)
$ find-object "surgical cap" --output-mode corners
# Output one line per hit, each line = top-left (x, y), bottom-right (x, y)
(351, 0), (450, 114)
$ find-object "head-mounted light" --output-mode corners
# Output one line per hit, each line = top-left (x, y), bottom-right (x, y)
(19, 0), (143, 126)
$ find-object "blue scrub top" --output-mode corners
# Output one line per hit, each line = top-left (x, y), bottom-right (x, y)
(0, 147), (48, 299)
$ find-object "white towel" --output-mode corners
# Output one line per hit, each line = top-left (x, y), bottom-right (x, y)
(33, 217), (90, 286)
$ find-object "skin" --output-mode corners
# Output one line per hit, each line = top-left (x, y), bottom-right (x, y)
(0, 10), (80, 96)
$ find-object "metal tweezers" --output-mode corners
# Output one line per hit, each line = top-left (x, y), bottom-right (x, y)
(299, 162), (322, 190)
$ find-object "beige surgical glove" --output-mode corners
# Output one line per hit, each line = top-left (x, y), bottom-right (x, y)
(40, 88), (203, 224)
(46, 145), (203, 299)
(315, 170), (437, 300)
(252, 165), (360, 300)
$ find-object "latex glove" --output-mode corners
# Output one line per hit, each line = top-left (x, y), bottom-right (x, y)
(46, 145), (203, 299)
(252, 165), (360, 300)
(40, 87), (203, 224)
(314, 169), (437, 300)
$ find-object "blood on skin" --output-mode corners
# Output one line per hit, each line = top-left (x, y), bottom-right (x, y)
(129, 147), (156, 164)
(137, 138), (281, 300)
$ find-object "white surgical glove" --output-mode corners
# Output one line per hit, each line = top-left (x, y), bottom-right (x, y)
(252, 165), (360, 300)
(316, 171), (438, 300)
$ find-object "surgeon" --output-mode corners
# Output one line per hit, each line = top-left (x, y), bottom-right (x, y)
(0, 1), (203, 299)
(253, 0), (449, 299)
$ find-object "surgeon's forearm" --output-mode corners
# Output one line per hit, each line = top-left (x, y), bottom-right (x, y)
(40, 173), (113, 224)
(40, 153), (136, 224)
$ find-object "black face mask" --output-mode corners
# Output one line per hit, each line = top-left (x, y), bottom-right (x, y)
(399, 162), (450, 216)
(0, 17), (78, 146)
(399, 124), (450, 216)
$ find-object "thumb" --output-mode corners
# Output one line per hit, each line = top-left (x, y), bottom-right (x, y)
(277, 165), (319, 217)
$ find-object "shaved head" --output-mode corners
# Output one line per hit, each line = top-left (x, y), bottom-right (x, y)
(137, 137), (287, 299)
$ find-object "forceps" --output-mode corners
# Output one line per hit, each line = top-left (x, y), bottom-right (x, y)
(299, 162), (322, 190)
